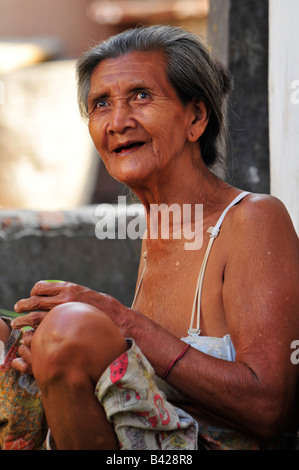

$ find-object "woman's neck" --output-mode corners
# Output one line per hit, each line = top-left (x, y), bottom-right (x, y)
(134, 157), (224, 206)
(134, 166), (234, 256)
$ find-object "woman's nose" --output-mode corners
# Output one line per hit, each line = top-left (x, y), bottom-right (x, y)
(107, 102), (137, 135)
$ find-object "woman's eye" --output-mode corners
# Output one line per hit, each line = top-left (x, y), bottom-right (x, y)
(96, 99), (108, 108)
(136, 91), (149, 100)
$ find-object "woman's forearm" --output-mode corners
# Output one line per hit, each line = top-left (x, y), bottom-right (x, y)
(125, 309), (292, 439)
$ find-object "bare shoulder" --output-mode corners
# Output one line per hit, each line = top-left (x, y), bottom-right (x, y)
(223, 192), (299, 346)
(229, 192), (298, 245)
(223, 191), (299, 301)
(234, 192), (292, 222)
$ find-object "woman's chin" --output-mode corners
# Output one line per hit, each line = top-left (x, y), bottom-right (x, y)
(108, 166), (151, 188)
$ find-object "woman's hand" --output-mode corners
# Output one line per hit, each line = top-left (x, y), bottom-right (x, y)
(12, 280), (111, 330)
(11, 329), (35, 375)
(11, 280), (135, 374)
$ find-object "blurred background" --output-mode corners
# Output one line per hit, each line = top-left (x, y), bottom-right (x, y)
(0, 0), (298, 308)
(0, 0), (209, 210)
(0, 0), (298, 225)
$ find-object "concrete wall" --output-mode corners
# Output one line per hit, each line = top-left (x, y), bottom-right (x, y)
(0, 206), (141, 310)
(208, 0), (270, 193)
(269, 0), (299, 234)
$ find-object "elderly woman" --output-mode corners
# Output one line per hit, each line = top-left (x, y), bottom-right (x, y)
(1, 25), (298, 450)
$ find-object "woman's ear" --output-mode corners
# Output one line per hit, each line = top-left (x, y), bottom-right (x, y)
(187, 100), (210, 142)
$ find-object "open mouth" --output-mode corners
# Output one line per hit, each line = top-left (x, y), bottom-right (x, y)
(114, 142), (145, 154)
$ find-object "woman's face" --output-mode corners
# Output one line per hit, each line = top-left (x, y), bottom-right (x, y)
(87, 51), (197, 187)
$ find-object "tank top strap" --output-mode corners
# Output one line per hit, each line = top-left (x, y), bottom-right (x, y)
(131, 250), (147, 308)
(188, 191), (250, 336)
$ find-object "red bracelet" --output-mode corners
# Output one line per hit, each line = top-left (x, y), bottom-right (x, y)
(161, 344), (191, 380)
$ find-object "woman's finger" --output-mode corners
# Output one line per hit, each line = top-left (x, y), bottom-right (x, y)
(30, 280), (66, 296)
(11, 357), (33, 375)
(14, 281), (71, 313)
(11, 311), (48, 330)
(14, 293), (64, 313)
(20, 329), (34, 346)
(18, 343), (32, 363)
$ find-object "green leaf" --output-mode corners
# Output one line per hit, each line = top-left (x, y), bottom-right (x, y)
(0, 308), (25, 320)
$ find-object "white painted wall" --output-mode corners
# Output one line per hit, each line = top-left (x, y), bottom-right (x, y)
(269, 0), (299, 234)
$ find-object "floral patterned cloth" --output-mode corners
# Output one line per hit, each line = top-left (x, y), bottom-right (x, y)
(96, 339), (198, 450)
(0, 330), (47, 450)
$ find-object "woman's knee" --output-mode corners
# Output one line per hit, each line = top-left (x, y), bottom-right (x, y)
(31, 302), (128, 386)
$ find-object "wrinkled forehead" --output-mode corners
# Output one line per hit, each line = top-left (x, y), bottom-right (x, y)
(89, 50), (170, 91)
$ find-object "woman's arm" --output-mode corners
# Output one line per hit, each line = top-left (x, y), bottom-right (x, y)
(127, 195), (299, 439)
(12, 195), (299, 438)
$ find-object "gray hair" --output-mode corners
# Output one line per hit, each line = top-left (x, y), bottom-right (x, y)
(76, 25), (232, 167)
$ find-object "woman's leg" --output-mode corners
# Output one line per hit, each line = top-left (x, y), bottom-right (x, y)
(31, 302), (128, 450)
